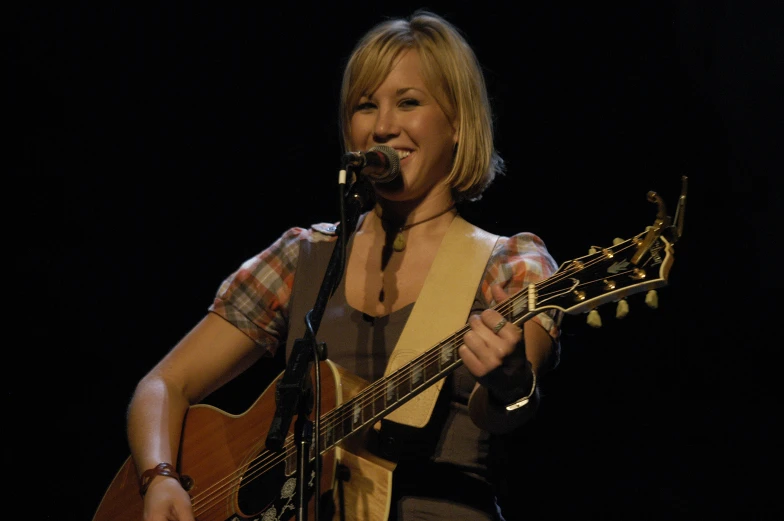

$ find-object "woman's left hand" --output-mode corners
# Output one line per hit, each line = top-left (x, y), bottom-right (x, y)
(459, 284), (532, 402)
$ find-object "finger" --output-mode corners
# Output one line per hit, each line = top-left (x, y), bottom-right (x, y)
(490, 283), (510, 304)
(477, 309), (505, 336)
(479, 309), (521, 346)
(466, 315), (508, 362)
(458, 344), (497, 378)
(464, 316), (502, 362)
(458, 345), (488, 378)
(488, 284), (523, 336)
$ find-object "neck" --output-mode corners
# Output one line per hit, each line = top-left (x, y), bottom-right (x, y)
(378, 203), (457, 229)
(370, 199), (458, 255)
(374, 191), (456, 229)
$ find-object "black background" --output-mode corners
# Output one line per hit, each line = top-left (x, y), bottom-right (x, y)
(9, 2), (782, 520)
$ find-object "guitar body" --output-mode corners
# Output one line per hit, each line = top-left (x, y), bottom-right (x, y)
(92, 361), (394, 521)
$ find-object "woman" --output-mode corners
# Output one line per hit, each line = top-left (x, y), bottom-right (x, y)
(127, 10), (560, 521)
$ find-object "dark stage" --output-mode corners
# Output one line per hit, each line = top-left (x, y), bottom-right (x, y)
(10, 2), (780, 520)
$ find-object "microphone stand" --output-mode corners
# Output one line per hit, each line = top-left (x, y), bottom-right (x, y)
(265, 166), (374, 521)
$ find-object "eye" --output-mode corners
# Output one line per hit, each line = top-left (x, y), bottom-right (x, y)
(353, 101), (376, 113)
(399, 98), (421, 108)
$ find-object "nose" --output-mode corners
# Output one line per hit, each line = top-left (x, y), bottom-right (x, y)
(373, 106), (400, 142)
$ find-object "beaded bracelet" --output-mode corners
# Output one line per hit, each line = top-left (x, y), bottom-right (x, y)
(139, 462), (181, 497)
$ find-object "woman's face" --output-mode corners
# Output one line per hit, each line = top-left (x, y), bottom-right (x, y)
(349, 49), (457, 202)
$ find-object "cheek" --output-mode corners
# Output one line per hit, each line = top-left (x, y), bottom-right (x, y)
(407, 114), (429, 137)
(412, 112), (453, 147)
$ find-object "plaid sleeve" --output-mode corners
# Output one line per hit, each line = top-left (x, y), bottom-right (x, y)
(479, 232), (562, 344)
(208, 227), (306, 356)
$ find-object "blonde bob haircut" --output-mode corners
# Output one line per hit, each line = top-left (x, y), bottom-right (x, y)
(339, 10), (504, 201)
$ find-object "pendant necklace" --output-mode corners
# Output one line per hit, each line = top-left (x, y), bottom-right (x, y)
(376, 204), (457, 252)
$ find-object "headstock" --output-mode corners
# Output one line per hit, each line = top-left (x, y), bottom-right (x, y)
(500, 177), (688, 327)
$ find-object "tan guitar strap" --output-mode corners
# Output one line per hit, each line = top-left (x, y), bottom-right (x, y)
(383, 215), (499, 428)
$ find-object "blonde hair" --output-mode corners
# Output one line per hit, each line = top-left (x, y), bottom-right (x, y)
(339, 10), (504, 201)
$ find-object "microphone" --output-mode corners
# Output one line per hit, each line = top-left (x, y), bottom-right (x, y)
(343, 145), (400, 183)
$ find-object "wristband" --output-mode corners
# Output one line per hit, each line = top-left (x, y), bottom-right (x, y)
(504, 370), (537, 412)
(139, 462), (181, 497)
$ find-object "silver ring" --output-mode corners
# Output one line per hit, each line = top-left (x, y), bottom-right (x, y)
(492, 318), (508, 334)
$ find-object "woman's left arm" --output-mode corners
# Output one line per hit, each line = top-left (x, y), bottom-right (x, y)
(461, 284), (557, 433)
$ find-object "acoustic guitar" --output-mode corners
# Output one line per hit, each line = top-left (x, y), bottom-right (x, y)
(93, 183), (687, 521)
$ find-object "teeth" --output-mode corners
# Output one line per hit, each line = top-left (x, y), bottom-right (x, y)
(395, 150), (411, 159)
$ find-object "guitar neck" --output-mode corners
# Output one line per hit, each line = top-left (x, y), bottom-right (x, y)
(316, 231), (674, 453)
(318, 332), (468, 452)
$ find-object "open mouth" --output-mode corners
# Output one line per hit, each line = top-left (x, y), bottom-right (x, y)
(394, 149), (411, 161)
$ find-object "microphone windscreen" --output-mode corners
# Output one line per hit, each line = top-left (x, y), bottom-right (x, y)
(367, 145), (400, 181)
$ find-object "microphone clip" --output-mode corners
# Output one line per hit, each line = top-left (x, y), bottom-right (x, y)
(342, 145), (400, 184)
(342, 151), (365, 170)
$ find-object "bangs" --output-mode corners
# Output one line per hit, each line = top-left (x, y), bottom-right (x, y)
(342, 28), (414, 146)
(346, 47), (402, 112)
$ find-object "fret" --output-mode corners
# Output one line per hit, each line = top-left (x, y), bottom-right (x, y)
(411, 362), (424, 389)
(341, 410), (353, 437)
(352, 401), (362, 426)
(373, 391), (385, 419)
(440, 343), (453, 366)
(397, 374), (412, 397)
(386, 380), (398, 406)
(512, 293), (528, 319)
(324, 424), (335, 448)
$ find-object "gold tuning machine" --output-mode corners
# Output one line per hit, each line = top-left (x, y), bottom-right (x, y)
(587, 309), (602, 328)
(616, 299), (629, 318)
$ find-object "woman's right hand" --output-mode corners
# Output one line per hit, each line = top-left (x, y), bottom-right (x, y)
(143, 477), (196, 521)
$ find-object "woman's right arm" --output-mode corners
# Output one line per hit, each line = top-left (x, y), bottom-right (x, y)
(126, 312), (264, 521)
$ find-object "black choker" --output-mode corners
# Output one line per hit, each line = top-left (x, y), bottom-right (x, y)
(376, 204), (457, 252)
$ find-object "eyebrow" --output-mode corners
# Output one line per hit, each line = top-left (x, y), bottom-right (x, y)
(359, 87), (425, 100)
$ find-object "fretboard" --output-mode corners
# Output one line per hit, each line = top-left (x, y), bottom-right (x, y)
(315, 284), (539, 453)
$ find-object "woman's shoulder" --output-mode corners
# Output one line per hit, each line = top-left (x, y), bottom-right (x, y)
(493, 231), (556, 264)
(266, 222), (340, 250)
(482, 230), (559, 290)
(227, 223), (339, 275)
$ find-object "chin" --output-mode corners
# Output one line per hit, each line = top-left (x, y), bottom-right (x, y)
(372, 176), (406, 195)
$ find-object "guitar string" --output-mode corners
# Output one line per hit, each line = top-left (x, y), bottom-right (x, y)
(190, 237), (648, 517)
(189, 237), (648, 516)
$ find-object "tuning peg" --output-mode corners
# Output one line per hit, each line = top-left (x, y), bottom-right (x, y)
(613, 237), (623, 245)
(588, 247), (597, 254)
(616, 299), (629, 318)
(645, 290), (659, 309)
(586, 309), (602, 328)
